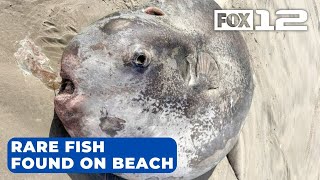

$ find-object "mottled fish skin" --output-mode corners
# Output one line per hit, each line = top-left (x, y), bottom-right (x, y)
(50, 0), (254, 179)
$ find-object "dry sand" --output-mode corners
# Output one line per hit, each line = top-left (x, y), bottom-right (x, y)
(0, 0), (319, 179)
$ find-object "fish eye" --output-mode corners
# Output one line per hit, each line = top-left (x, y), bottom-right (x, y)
(132, 52), (150, 68)
(136, 54), (146, 65)
(59, 79), (75, 94)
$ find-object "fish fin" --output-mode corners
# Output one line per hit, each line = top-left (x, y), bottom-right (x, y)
(195, 51), (220, 90)
(186, 54), (197, 87)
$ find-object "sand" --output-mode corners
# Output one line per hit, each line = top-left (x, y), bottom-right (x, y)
(0, 0), (319, 179)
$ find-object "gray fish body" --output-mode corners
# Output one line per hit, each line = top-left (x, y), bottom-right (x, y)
(51, 0), (254, 179)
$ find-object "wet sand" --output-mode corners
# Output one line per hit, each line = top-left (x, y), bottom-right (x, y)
(0, 0), (319, 179)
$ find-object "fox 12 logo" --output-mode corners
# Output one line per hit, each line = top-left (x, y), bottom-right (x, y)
(214, 10), (308, 31)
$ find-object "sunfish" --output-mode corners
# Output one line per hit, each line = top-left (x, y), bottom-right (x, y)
(50, 0), (254, 179)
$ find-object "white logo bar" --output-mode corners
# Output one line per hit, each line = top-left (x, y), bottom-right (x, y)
(214, 10), (308, 31)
